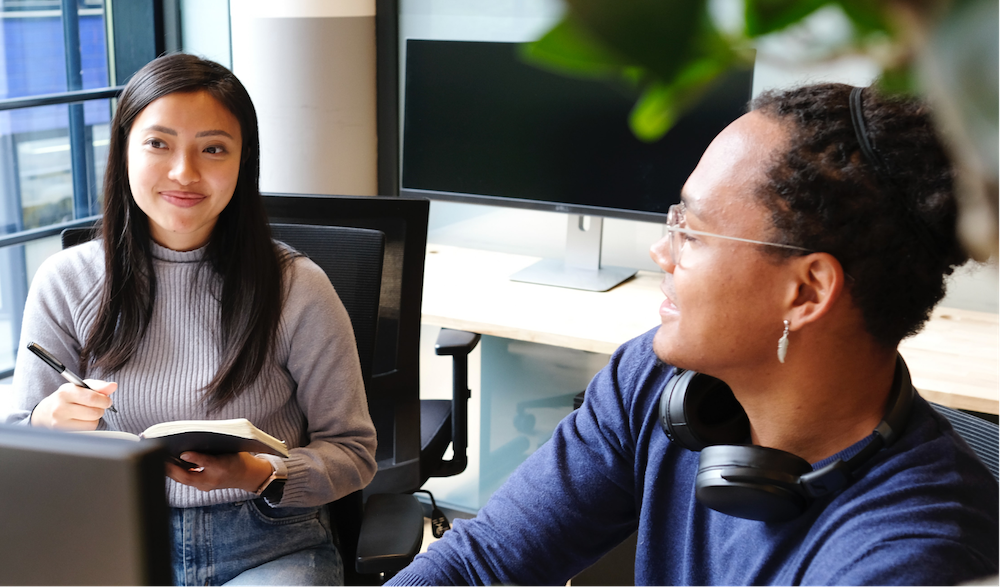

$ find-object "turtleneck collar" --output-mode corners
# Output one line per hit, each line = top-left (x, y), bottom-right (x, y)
(150, 240), (208, 263)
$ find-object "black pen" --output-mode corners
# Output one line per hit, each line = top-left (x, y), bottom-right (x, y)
(26, 342), (117, 413)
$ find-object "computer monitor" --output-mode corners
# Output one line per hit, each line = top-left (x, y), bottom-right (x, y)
(401, 39), (754, 290)
(0, 424), (171, 585)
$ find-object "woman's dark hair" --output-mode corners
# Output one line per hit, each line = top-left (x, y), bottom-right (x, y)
(751, 83), (968, 348)
(83, 53), (285, 410)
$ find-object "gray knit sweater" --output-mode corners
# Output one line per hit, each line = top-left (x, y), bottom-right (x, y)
(5, 240), (377, 509)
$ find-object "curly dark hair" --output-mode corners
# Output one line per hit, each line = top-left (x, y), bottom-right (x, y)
(751, 83), (968, 348)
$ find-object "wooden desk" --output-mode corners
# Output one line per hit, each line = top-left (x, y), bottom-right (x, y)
(421, 244), (999, 415)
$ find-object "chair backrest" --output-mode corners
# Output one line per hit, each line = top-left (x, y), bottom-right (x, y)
(932, 403), (999, 480)
(263, 194), (430, 495)
(269, 224), (384, 385)
(60, 226), (97, 249)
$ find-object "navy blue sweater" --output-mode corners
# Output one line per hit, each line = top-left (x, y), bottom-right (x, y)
(389, 328), (999, 585)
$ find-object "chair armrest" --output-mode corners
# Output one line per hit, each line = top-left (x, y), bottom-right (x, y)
(355, 493), (425, 576)
(429, 329), (481, 478)
(434, 328), (481, 356)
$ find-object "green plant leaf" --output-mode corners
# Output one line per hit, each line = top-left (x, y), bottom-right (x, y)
(629, 58), (731, 142)
(564, 0), (712, 83)
(835, 0), (892, 35)
(877, 63), (919, 95)
(744, 0), (829, 36)
(521, 16), (627, 79)
(527, 1), (744, 140)
(630, 81), (679, 142)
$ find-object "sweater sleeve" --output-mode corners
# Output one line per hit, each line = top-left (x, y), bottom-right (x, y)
(271, 256), (378, 507)
(4, 245), (104, 426)
(387, 334), (655, 586)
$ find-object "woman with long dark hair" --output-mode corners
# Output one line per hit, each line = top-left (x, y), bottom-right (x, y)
(6, 54), (377, 585)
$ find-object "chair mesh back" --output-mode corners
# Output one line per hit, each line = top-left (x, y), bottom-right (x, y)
(264, 194), (430, 493)
(270, 224), (384, 384)
(932, 403), (999, 480)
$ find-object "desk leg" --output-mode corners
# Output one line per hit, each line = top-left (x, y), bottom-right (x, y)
(421, 328), (610, 513)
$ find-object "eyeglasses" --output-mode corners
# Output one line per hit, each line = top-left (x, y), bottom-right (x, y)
(665, 203), (812, 267)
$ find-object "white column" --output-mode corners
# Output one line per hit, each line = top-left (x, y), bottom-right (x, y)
(230, 0), (378, 196)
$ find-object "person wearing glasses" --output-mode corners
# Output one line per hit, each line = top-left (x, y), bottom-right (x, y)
(386, 83), (998, 586)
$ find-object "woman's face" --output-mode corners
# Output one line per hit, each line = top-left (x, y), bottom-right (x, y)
(126, 89), (242, 251)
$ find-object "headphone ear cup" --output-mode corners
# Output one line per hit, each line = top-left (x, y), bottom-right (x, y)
(695, 445), (813, 522)
(660, 371), (750, 451)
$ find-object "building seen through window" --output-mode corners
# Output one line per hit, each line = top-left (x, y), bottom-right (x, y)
(0, 0), (110, 380)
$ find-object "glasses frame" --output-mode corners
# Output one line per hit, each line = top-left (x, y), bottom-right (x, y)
(665, 203), (812, 267)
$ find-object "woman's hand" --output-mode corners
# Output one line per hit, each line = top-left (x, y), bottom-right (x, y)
(166, 451), (274, 493)
(30, 380), (117, 430)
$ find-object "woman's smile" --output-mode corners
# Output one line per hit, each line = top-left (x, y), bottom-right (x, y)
(159, 190), (209, 208)
(126, 89), (242, 251)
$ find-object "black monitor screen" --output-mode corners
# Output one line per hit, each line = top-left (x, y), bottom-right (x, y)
(401, 39), (754, 222)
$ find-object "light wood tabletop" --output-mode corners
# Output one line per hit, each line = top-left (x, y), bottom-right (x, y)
(421, 244), (999, 415)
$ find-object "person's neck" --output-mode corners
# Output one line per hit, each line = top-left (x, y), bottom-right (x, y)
(723, 331), (898, 465)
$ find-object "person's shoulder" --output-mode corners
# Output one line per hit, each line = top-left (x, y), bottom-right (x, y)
(874, 396), (997, 489)
(24, 241), (104, 319)
(34, 240), (104, 287)
(272, 241), (327, 282)
(816, 395), (998, 530)
(808, 397), (998, 583)
(273, 242), (347, 318)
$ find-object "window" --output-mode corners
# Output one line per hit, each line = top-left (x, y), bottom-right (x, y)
(0, 0), (123, 380)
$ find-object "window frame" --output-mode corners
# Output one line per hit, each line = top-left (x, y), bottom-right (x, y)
(0, 0), (167, 381)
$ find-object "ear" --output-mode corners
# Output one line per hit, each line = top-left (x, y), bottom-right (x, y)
(785, 252), (845, 328)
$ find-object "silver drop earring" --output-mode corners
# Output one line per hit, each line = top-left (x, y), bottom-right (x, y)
(777, 320), (790, 364)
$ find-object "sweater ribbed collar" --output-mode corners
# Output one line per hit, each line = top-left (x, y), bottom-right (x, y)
(150, 240), (208, 263)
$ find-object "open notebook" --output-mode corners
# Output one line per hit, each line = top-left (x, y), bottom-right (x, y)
(84, 418), (289, 465)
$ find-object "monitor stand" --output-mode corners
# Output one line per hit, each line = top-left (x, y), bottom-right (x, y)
(509, 215), (637, 292)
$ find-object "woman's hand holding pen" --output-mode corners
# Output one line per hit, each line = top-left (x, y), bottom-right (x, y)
(166, 451), (273, 494)
(29, 379), (117, 430)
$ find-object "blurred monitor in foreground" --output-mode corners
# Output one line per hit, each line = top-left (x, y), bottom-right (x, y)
(0, 424), (171, 585)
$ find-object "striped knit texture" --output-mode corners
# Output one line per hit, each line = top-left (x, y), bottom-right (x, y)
(7, 241), (377, 508)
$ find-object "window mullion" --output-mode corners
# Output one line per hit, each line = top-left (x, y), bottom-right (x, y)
(62, 0), (96, 218)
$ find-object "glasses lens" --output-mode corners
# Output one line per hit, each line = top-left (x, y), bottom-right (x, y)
(671, 227), (681, 266)
(666, 204), (682, 266)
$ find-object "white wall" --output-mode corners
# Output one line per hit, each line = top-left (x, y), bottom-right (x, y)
(180, 0), (231, 68)
(187, 1), (380, 196)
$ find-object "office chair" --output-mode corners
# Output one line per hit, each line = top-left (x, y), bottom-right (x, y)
(932, 403), (999, 480)
(263, 193), (481, 581)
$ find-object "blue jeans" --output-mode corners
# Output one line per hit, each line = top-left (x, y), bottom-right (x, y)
(169, 499), (343, 586)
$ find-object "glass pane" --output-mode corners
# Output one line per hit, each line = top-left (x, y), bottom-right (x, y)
(0, 1), (112, 377)
(0, 235), (60, 378)
(0, 1), (109, 99)
(0, 99), (113, 233)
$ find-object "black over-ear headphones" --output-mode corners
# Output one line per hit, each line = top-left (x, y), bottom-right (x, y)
(659, 355), (914, 522)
